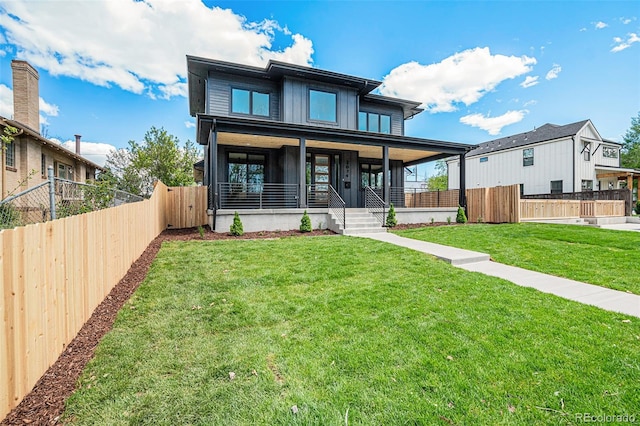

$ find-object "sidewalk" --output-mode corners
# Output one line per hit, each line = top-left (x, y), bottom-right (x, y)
(358, 232), (640, 318)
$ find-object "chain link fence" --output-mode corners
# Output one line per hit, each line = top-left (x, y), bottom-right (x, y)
(1, 169), (143, 229)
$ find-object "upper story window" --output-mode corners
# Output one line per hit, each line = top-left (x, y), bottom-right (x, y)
(582, 141), (591, 161)
(581, 179), (593, 191)
(523, 148), (534, 167)
(603, 146), (618, 158)
(479, 157), (488, 163)
(56, 162), (74, 181)
(358, 111), (391, 134)
(231, 88), (269, 117)
(5, 141), (15, 168)
(309, 89), (336, 123)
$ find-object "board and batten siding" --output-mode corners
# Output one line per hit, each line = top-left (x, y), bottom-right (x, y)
(449, 137), (574, 195)
(282, 77), (358, 129)
(207, 72), (281, 121)
(358, 101), (404, 136)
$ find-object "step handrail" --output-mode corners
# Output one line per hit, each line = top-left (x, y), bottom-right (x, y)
(364, 186), (387, 226)
(328, 185), (346, 229)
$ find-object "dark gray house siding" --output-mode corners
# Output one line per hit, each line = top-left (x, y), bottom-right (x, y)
(358, 101), (404, 136)
(207, 72), (281, 121)
(282, 77), (358, 129)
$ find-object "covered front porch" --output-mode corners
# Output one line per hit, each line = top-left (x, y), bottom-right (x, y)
(197, 115), (472, 231)
(596, 166), (640, 212)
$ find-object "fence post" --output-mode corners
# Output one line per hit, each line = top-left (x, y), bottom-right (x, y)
(48, 165), (56, 220)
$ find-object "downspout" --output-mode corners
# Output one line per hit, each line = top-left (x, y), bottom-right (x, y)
(572, 136), (576, 192)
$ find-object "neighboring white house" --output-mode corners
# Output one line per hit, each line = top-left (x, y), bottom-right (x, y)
(447, 120), (639, 197)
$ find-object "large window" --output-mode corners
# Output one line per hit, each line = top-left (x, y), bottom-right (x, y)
(603, 146), (618, 158)
(231, 88), (270, 117)
(550, 180), (563, 194)
(583, 141), (591, 161)
(581, 179), (593, 191)
(523, 148), (534, 167)
(228, 152), (265, 192)
(5, 141), (15, 168)
(309, 89), (336, 122)
(360, 163), (384, 189)
(358, 111), (391, 134)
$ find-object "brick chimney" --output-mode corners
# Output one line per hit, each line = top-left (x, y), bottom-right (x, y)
(75, 134), (82, 154)
(11, 60), (40, 133)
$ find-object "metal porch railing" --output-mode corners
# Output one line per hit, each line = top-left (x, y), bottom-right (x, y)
(364, 186), (386, 226)
(328, 185), (346, 229)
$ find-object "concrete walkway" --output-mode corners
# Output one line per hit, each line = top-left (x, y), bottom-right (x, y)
(358, 232), (640, 318)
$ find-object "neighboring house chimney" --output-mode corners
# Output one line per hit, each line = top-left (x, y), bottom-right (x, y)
(75, 134), (82, 154)
(11, 60), (40, 133)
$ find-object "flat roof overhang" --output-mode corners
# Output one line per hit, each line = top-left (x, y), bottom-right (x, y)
(197, 115), (474, 165)
(596, 165), (640, 179)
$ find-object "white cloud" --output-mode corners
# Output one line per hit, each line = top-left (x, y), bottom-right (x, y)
(60, 140), (117, 167)
(595, 21), (608, 29)
(39, 97), (59, 116)
(579, 27), (587, 32)
(379, 47), (536, 113)
(0, 0), (314, 99)
(185, 120), (196, 129)
(460, 110), (528, 135)
(520, 76), (539, 88)
(545, 64), (562, 80)
(611, 33), (640, 52)
(620, 17), (635, 25)
(0, 84), (13, 117)
(0, 83), (60, 123)
(523, 99), (537, 107)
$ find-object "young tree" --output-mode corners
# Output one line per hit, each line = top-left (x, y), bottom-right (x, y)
(621, 111), (640, 170)
(104, 127), (202, 197)
(426, 160), (448, 191)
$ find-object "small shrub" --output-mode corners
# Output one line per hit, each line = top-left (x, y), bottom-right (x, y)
(636, 200), (640, 215)
(447, 216), (452, 225)
(300, 210), (312, 232)
(386, 203), (398, 227)
(477, 216), (484, 223)
(197, 225), (205, 239)
(0, 203), (21, 229)
(230, 211), (244, 236)
(456, 206), (467, 224)
(430, 217), (434, 224)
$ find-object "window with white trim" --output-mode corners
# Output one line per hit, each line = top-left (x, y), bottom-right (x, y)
(603, 146), (618, 158)
(523, 148), (534, 167)
(583, 141), (591, 161)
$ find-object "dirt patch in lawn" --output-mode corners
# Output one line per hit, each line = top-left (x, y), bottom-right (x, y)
(0, 227), (334, 426)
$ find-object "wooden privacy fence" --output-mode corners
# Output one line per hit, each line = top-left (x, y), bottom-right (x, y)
(520, 200), (581, 220)
(580, 200), (626, 217)
(0, 182), (216, 420)
(404, 189), (459, 208)
(167, 186), (208, 228)
(466, 185), (521, 223)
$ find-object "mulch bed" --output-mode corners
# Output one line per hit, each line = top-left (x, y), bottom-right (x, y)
(0, 227), (334, 425)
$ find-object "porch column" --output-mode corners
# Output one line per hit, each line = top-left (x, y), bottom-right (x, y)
(382, 145), (390, 204)
(459, 153), (466, 208)
(299, 137), (306, 208)
(209, 128), (217, 211)
(628, 174), (634, 215)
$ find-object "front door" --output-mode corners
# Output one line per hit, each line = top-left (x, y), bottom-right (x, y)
(359, 162), (383, 207)
(306, 153), (341, 207)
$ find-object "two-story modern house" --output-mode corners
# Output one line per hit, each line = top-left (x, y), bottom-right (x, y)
(447, 120), (639, 202)
(187, 56), (473, 233)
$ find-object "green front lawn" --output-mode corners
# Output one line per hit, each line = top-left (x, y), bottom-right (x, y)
(395, 223), (640, 295)
(64, 237), (639, 425)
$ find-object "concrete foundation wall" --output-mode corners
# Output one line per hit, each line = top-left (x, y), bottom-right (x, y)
(395, 207), (458, 224)
(212, 209), (330, 233)
(209, 207), (460, 232)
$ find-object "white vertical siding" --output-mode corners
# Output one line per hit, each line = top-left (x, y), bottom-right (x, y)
(451, 138), (574, 195)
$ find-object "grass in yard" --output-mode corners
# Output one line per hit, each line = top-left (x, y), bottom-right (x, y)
(395, 223), (640, 295)
(63, 237), (639, 425)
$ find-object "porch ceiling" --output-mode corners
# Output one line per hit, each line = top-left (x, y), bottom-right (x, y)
(218, 132), (440, 162)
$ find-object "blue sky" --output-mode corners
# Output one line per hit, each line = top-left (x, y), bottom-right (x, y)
(0, 0), (639, 174)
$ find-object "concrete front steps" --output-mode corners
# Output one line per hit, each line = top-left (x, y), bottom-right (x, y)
(329, 208), (387, 235)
